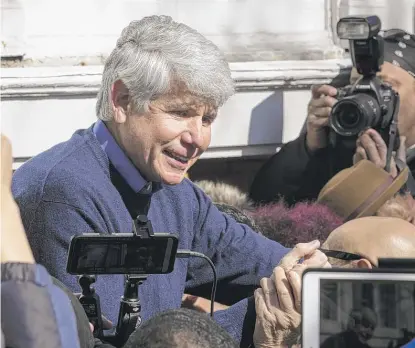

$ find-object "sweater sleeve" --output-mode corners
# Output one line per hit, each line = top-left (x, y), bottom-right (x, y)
(1, 263), (80, 348)
(186, 184), (290, 346)
(27, 200), (124, 324)
(249, 134), (333, 205)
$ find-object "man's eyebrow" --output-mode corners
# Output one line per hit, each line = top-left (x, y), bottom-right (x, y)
(163, 101), (186, 108)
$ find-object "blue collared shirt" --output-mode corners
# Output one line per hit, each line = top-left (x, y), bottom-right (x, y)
(93, 120), (152, 193)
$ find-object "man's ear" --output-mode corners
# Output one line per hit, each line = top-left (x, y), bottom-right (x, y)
(352, 258), (373, 269)
(111, 80), (130, 124)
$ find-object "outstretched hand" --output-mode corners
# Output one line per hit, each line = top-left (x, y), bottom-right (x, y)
(253, 241), (331, 348)
(1, 134), (35, 264)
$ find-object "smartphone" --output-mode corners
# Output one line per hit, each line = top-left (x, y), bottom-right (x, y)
(66, 233), (179, 275)
(302, 268), (415, 348)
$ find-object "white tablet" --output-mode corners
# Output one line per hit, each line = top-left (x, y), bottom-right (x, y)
(302, 269), (415, 348)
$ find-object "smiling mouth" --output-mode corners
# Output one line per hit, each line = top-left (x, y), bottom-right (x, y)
(163, 150), (190, 164)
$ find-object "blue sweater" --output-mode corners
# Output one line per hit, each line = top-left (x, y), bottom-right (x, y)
(12, 127), (289, 347)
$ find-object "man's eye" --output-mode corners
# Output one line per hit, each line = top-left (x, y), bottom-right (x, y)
(202, 115), (216, 125)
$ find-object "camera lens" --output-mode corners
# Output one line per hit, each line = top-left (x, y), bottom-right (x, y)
(330, 93), (381, 137)
(337, 106), (360, 129)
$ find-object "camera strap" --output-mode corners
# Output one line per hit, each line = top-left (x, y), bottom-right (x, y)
(395, 158), (415, 195)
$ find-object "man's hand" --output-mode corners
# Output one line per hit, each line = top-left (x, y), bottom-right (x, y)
(278, 240), (331, 271)
(73, 293), (113, 332)
(1, 134), (35, 264)
(353, 129), (407, 178)
(181, 294), (229, 313)
(88, 316), (113, 333)
(306, 85), (338, 153)
(253, 241), (331, 348)
(254, 266), (303, 348)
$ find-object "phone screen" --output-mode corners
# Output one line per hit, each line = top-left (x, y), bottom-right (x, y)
(319, 278), (415, 348)
(67, 235), (178, 275)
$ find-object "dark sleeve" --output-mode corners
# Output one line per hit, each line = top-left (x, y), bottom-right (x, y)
(185, 185), (290, 347)
(250, 134), (334, 205)
(1, 263), (81, 348)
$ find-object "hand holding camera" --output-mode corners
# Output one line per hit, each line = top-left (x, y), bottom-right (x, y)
(353, 128), (407, 178)
(306, 84), (338, 153)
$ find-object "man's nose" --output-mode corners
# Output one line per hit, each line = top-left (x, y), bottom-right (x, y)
(184, 117), (204, 148)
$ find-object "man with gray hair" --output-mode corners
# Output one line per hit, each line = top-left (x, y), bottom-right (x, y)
(11, 16), (296, 347)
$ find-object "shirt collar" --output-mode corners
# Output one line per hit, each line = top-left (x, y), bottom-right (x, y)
(93, 120), (150, 193)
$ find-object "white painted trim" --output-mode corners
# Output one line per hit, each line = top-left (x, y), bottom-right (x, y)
(12, 145), (281, 169)
(1, 59), (352, 98)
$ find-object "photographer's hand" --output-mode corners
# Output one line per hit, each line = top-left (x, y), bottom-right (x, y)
(1, 134), (35, 264)
(306, 85), (338, 153)
(353, 129), (407, 178)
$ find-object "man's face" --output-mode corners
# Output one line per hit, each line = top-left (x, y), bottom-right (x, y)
(114, 85), (216, 185)
(349, 310), (377, 343)
(350, 62), (415, 139)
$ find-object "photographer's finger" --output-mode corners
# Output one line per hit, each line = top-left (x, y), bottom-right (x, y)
(1, 134), (13, 190)
(388, 157), (399, 178)
(310, 106), (332, 119)
(279, 240), (320, 270)
(311, 84), (323, 98)
(397, 136), (407, 163)
(311, 84), (337, 98)
(273, 266), (294, 312)
(310, 95), (337, 109)
(360, 133), (383, 167)
(353, 146), (367, 164)
(367, 129), (387, 165)
(308, 116), (330, 130)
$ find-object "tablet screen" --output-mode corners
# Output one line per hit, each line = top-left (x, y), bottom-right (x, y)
(319, 278), (415, 348)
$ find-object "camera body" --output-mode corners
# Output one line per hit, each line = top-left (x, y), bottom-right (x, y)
(329, 15), (400, 150)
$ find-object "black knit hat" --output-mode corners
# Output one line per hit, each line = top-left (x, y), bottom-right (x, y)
(381, 29), (415, 78)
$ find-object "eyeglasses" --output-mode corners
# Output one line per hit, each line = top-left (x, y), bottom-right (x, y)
(319, 248), (362, 261)
(319, 248), (378, 268)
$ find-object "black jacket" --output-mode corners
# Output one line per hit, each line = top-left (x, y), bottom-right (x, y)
(250, 133), (415, 205)
(1, 263), (81, 348)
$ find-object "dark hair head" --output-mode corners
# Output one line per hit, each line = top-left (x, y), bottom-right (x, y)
(214, 202), (259, 232)
(250, 201), (343, 247)
(123, 308), (238, 348)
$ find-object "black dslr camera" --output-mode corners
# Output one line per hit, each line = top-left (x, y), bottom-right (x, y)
(329, 15), (400, 160)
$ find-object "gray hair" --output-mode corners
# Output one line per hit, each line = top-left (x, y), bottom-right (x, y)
(96, 16), (235, 121)
(194, 180), (253, 211)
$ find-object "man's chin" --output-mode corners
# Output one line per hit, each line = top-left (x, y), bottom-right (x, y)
(160, 171), (187, 186)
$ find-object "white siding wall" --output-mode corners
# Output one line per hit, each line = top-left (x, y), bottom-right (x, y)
(1, 0), (414, 166)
